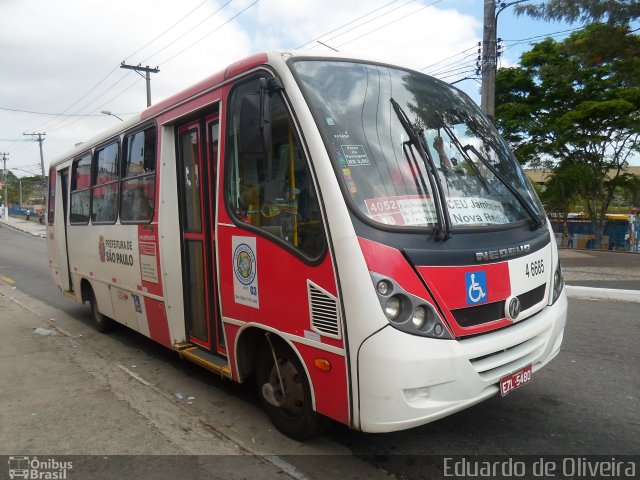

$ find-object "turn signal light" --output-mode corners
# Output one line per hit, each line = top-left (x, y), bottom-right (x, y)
(314, 358), (331, 372)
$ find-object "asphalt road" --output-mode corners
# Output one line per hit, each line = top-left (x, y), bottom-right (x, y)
(1, 222), (638, 480)
(0, 223), (86, 316)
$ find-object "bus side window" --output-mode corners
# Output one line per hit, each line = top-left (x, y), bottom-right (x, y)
(120, 126), (156, 223)
(70, 153), (91, 224)
(91, 141), (119, 224)
(48, 168), (56, 225)
(225, 77), (325, 259)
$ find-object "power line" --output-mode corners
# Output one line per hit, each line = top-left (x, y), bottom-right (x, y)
(46, 77), (144, 133)
(431, 61), (479, 78)
(26, 1), (227, 134)
(336, 0), (444, 48)
(138, 0), (236, 65)
(501, 27), (585, 54)
(500, 27), (583, 43)
(156, 0), (260, 67)
(35, 72), (135, 134)
(421, 44), (479, 71)
(427, 51), (478, 76)
(29, 65), (122, 133)
(0, 107), (107, 117)
(439, 68), (479, 80)
(296, 0), (404, 50)
(124, 0), (210, 61)
(317, 0), (418, 47)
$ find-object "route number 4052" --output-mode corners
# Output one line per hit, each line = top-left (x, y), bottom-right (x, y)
(525, 259), (544, 278)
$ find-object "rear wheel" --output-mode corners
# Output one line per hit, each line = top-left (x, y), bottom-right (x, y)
(256, 336), (328, 440)
(89, 288), (114, 333)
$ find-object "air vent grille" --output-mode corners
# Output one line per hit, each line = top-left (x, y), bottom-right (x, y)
(308, 281), (341, 338)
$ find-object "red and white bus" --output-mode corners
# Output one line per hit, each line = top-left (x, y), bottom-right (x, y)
(47, 51), (567, 439)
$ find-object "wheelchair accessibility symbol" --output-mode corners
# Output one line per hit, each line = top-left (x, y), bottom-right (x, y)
(465, 271), (488, 305)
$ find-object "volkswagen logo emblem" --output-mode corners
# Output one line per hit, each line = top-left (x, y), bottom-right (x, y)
(506, 296), (521, 321)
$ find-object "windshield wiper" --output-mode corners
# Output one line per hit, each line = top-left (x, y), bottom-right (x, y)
(390, 97), (451, 240)
(462, 144), (545, 229)
(440, 123), (493, 194)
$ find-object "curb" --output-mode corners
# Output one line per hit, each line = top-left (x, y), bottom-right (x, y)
(1, 219), (47, 238)
(565, 285), (640, 303)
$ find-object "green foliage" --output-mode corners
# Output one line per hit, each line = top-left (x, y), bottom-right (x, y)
(540, 162), (582, 214)
(2, 171), (44, 206)
(514, 0), (640, 26)
(621, 174), (640, 206)
(495, 23), (640, 247)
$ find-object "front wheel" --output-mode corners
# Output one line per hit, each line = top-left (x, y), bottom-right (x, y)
(256, 336), (328, 440)
(89, 288), (114, 333)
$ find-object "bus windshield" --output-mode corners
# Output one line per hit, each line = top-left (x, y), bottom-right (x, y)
(290, 59), (544, 230)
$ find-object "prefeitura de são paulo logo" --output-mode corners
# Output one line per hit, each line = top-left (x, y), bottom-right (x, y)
(233, 243), (256, 285)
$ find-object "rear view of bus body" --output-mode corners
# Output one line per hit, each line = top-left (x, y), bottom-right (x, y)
(46, 51), (567, 438)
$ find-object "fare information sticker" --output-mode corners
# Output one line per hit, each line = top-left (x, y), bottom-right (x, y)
(139, 241), (159, 283)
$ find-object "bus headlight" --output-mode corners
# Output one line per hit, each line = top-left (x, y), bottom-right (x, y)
(376, 280), (392, 296)
(370, 273), (453, 339)
(412, 306), (427, 329)
(384, 296), (402, 320)
(552, 263), (564, 304)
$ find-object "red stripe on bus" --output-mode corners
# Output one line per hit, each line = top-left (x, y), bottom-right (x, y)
(144, 297), (172, 349)
(295, 342), (349, 426)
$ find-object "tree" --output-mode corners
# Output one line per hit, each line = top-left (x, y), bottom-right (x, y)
(620, 174), (640, 208)
(515, 0), (640, 26)
(495, 23), (640, 248)
(1, 172), (43, 206)
(540, 163), (582, 245)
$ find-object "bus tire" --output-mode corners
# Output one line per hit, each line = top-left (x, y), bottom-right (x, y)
(89, 289), (114, 333)
(256, 337), (328, 440)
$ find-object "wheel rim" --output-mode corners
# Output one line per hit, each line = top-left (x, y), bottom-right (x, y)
(267, 356), (305, 418)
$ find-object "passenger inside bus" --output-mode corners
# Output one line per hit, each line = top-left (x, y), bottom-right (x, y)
(133, 187), (152, 221)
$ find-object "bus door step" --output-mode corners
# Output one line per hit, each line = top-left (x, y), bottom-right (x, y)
(175, 343), (231, 378)
(63, 290), (75, 300)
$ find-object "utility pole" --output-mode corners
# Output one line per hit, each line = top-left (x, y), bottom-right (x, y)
(1, 152), (8, 222)
(480, 0), (497, 121)
(481, 0), (528, 121)
(23, 132), (47, 203)
(120, 62), (160, 107)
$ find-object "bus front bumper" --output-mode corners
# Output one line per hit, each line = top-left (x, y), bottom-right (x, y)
(356, 293), (567, 433)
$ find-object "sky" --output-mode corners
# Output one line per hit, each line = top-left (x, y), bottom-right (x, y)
(0, 0), (595, 178)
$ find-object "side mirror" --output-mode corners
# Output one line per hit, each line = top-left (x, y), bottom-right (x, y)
(239, 93), (263, 153)
(238, 77), (284, 154)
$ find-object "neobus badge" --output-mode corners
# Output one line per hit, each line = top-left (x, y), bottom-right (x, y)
(475, 244), (531, 262)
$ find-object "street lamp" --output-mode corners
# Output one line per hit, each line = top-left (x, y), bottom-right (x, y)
(100, 110), (123, 121)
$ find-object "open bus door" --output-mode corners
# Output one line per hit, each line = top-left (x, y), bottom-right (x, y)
(48, 167), (73, 293)
(176, 112), (225, 359)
